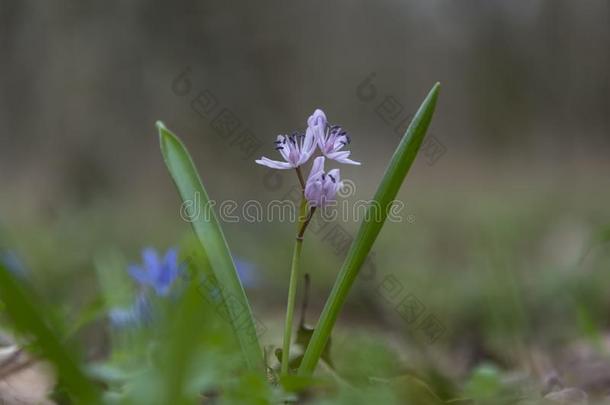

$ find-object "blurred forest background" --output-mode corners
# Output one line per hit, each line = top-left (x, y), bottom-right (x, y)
(1, 1), (608, 203)
(1, 0), (610, 377)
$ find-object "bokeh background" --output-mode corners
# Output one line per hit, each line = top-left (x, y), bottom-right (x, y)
(1, 0), (610, 391)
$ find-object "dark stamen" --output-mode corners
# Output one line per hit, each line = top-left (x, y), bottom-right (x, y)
(275, 146), (284, 150)
(328, 174), (336, 182)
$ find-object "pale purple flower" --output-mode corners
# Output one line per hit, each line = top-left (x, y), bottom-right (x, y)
(255, 130), (316, 170)
(304, 157), (343, 208)
(308, 109), (360, 165)
(128, 248), (180, 296)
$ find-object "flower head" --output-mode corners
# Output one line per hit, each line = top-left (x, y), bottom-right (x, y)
(128, 248), (180, 296)
(308, 109), (360, 165)
(255, 130), (316, 170)
(304, 157), (343, 208)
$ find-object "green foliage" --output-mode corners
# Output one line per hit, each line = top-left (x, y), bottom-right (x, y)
(0, 262), (101, 403)
(463, 363), (503, 400)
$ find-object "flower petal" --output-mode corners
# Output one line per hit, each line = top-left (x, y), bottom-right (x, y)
(323, 169), (341, 200)
(308, 156), (326, 179)
(308, 110), (328, 151)
(163, 248), (178, 272)
(307, 109), (327, 128)
(305, 181), (323, 207)
(255, 157), (294, 170)
(298, 127), (316, 165)
(128, 265), (150, 285)
(327, 168), (341, 183)
(234, 257), (258, 288)
(335, 157), (361, 165)
(159, 248), (179, 289)
(277, 136), (291, 162)
(326, 151), (361, 165)
(142, 248), (160, 276)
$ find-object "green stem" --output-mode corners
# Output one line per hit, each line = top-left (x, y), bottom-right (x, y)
(281, 235), (303, 375)
(280, 163), (319, 375)
(281, 196), (308, 374)
(281, 196), (316, 375)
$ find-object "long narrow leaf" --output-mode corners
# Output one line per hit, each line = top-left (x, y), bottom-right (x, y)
(157, 122), (263, 371)
(298, 83), (441, 375)
(0, 263), (101, 402)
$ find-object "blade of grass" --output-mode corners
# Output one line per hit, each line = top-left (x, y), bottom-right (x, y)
(298, 83), (441, 375)
(157, 122), (263, 371)
(0, 263), (101, 403)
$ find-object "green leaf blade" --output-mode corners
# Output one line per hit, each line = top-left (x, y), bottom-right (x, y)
(156, 122), (263, 372)
(298, 83), (441, 375)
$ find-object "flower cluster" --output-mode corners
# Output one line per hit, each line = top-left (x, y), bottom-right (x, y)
(304, 156), (342, 208)
(128, 248), (180, 296)
(109, 248), (258, 329)
(256, 109), (359, 207)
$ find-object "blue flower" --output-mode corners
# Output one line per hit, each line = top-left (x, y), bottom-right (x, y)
(108, 294), (151, 329)
(128, 248), (180, 296)
(233, 257), (258, 288)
